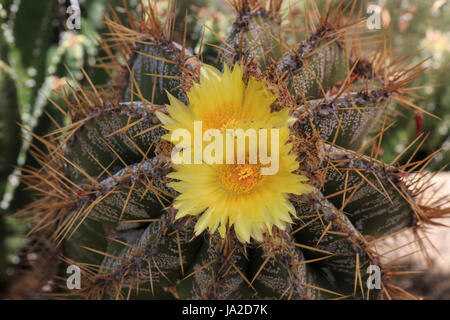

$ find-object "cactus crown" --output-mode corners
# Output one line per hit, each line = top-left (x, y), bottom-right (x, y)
(16, 0), (450, 300)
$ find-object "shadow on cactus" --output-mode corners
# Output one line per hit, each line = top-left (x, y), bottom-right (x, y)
(15, 0), (450, 300)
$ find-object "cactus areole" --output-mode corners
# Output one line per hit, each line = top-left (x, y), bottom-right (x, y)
(17, 0), (450, 300)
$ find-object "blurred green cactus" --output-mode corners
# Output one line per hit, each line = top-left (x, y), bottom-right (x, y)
(378, 0), (450, 170)
(0, 0), (142, 292)
(0, 18), (20, 290)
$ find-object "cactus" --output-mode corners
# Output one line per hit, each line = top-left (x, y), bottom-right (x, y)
(0, 0), (130, 292)
(17, 0), (450, 300)
(378, 0), (450, 170)
(0, 23), (21, 290)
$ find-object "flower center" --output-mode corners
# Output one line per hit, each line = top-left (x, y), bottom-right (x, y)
(219, 164), (263, 194)
(203, 109), (240, 131)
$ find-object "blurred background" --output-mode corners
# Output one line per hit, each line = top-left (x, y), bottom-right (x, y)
(0, 0), (449, 299)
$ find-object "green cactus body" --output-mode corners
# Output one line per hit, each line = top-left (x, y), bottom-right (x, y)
(16, 0), (449, 300)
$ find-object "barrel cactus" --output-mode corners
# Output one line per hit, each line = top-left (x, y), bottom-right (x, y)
(17, 0), (449, 300)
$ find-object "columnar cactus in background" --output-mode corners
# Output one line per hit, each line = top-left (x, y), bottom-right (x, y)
(0, 31), (21, 289)
(17, 0), (450, 300)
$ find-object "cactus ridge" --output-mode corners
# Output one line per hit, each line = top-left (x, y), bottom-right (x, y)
(15, 0), (450, 300)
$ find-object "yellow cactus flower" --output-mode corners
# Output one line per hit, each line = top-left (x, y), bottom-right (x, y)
(157, 64), (314, 243)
